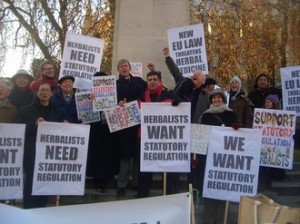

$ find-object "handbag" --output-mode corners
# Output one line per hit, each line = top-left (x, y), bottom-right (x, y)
(238, 194), (300, 224)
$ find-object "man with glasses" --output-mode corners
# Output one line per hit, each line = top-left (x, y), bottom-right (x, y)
(30, 61), (58, 93)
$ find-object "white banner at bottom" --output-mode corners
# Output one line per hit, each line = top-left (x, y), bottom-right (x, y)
(1, 193), (191, 224)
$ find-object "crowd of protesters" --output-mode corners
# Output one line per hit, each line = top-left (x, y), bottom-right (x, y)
(1, 46), (295, 215)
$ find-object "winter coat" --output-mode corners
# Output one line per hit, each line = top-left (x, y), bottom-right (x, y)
(51, 89), (79, 123)
(165, 56), (210, 123)
(247, 87), (282, 108)
(15, 99), (64, 174)
(116, 74), (147, 102)
(30, 76), (58, 93)
(200, 110), (238, 127)
(9, 86), (35, 111)
(229, 90), (254, 128)
(0, 99), (17, 123)
(115, 74), (147, 159)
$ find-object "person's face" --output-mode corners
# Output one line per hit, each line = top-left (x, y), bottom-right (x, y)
(60, 79), (74, 93)
(41, 64), (55, 78)
(206, 84), (215, 92)
(191, 71), (205, 88)
(212, 94), (224, 107)
(118, 62), (131, 77)
(37, 83), (52, 103)
(257, 76), (269, 89)
(0, 81), (10, 101)
(147, 75), (161, 91)
(230, 80), (240, 92)
(15, 75), (30, 88)
(264, 99), (273, 109)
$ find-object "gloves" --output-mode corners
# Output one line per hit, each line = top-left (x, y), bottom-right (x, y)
(172, 100), (180, 106)
(232, 122), (240, 130)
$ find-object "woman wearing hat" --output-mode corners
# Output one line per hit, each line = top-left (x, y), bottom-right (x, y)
(9, 69), (35, 111)
(259, 94), (286, 191)
(51, 75), (79, 123)
(198, 89), (239, 224)
(228, 76), (254, 128)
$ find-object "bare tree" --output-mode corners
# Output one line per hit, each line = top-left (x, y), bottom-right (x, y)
(0, 0), (115, 76)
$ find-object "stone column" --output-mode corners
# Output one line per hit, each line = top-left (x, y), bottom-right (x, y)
(112, 0), (190, 88)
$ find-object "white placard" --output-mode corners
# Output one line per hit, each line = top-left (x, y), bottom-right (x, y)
(190, 124), (211, 155)
(32, 122), (90, 195)
(59, 32), (104, 89)
(140, 102), (191, 172)
(75, 91), (100, 124)
(1, 193), (190, 224)
(104, 101), (141, 132)
(0, 123), (25, 200)
(92, 75), (117, 111)
(203, 126), (262, 202)
(280, 65), (300, 116)
(168, 23), (208, 77)
(253, 108), (296, 169)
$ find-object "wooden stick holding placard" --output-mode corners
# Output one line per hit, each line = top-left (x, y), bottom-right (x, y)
(189, 184), (196, 224)
(223, 201), (229, 224)
(56, 195), (60, 206)
(163, 172), (167, 195)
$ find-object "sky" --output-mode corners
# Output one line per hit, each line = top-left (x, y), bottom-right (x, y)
(1, 48), (31, 78)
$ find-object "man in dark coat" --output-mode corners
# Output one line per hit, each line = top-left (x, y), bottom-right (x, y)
(15, 82), (64, 209)
(115, 59), (147, 196)
(136, 70), (180, 198)
(52, 75), (79, 123)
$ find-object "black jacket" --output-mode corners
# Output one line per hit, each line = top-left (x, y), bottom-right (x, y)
(15, 99), (64, 174)
(9, 86), (35, 112)
(201, 110), (238, 127)
(116, 74), (147, 102)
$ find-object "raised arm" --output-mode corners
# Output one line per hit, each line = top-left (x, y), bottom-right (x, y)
(163, 47), (184, 84)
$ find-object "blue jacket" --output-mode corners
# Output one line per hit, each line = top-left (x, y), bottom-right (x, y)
(51, 89), (79, 123)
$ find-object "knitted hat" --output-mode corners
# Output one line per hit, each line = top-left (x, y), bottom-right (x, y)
(230, 76), (242, 100)
(266, 95), (279, 105)
(230, 76), (241, 87)
(209, 89), (227, 104)
(11, 69), (33, 83)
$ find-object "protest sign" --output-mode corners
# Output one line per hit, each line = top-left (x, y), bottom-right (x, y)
(1, 192), (190, 224)
(190, 124), (211, 155)
(59, 32), (104, 89)
(140, 102), (191, 172)
(168, 23), (208, 77)
(32, 122), (90, 195)
(253, 108), (296, 169)
(92, 75), (117, 111)
(0, 123), (25, 200)
(203, 127), (262, 202)
(280, 65), (300, 116)
(75, 91), (100, 124)
(104, 101), (141, 132)
(130, 62), (143, 77)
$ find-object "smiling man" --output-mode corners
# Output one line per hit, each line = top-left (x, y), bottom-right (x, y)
(15, 82), (64, 209)
(30, 61), (58, 93)
(52, 75), (79, 123)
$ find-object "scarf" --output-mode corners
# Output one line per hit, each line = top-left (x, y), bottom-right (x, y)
(0, 99), (9, 108)
(203, 103), (233, 114)
(144, 84), (163, 102)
